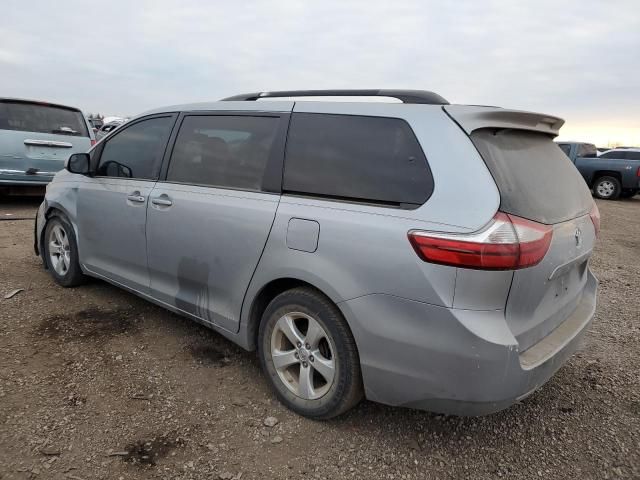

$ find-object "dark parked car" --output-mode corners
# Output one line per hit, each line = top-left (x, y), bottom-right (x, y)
(557, 142), (640, 199)
(557, 141), (598, 159)
(87, 117), (103, 133)
(95, 118), (126, 142)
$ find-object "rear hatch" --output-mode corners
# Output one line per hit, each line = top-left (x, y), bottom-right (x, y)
(0, 99), (92, 182)
(445, 105), (597, 352)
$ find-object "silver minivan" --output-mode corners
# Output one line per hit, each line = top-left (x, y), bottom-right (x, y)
(0, 98), (95, 191)
(35, 90), (599, 419)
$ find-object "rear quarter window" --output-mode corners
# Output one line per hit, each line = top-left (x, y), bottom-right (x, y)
(283, 113), (433, 207)
(471, 129), (593, 224)
(600, 151), (626, 159)
(578, 143), (598, 157)
(0, 100), (88, 137)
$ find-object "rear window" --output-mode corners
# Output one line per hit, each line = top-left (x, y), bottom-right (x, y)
(471, 129), (593, 224)
(557, 143), (571, 157)
(283, 113), (433, 207)
(0, 100), (88, 137)
(578, 143), (598, 157)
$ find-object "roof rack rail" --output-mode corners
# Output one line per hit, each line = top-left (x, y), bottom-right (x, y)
(220, 89), (449, 105)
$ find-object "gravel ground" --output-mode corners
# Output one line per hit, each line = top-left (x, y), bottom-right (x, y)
(0, 196), (638, 480)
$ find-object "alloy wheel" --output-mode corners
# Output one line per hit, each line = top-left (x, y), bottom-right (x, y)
(48, 224), (71, 276)
(270, 312), (336, 400)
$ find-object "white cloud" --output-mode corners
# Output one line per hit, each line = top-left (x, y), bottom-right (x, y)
(0, 0), (638, 141)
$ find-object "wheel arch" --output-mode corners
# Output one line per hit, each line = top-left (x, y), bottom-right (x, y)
(241, 276), (349, 352)
(38, 204), (79, 262)
(591, 170), (622, 187)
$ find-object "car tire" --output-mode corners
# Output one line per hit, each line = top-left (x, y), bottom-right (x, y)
(43, 214), (86, 287)
(593, 176), (621, 200)
(258, 287), (363, 419)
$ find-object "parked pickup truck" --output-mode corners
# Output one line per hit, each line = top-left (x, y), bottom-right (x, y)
(556, 142), (640, 199)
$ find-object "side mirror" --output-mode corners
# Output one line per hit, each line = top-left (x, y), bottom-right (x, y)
(66, 153), (91, 175)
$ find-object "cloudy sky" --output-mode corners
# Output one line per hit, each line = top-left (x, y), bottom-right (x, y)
(1, 0), (638, 146)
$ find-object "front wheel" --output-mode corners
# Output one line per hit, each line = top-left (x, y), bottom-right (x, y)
(258, 287), (363, 419)
(593, 176), (621, 200)
(43, 215), (86, 287)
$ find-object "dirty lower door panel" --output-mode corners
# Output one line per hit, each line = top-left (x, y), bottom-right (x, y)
(145, 183), (279, 332)
(77, 177), (156, 293)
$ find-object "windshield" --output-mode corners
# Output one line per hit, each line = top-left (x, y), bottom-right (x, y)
(0, 100), (89, 137)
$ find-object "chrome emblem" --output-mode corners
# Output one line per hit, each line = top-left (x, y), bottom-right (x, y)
(575, 228), (582, 247)
(297, 348), (308, 362)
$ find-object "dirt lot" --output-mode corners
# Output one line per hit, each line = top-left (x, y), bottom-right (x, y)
(0, 196), (638, 480)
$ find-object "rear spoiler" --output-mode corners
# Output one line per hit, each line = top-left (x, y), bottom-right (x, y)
(444, 105), (564, 137)
(0, 97), (83, 113)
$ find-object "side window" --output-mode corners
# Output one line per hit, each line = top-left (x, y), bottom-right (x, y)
(600, 151), (625, 159)
(166, 115), (280, 191)
(96, 116), (173, 179)
(283, 113), (433, 206)
(626, 152), (640, 160)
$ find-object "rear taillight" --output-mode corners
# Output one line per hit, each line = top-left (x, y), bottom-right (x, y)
(90, 139), (96, 146)
(408, 212), (553, 270)
(636, 166), (640, 177)
(589, 203), (601, 238)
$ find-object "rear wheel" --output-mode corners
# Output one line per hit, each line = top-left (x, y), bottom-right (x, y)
(593, 176), (621, 200)
(43, 215), (86, 287)
(258, 287), (363, 419)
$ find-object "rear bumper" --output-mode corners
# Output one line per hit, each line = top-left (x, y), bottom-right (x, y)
(0, 171), (55, 185)
(339, 270), (597, 415)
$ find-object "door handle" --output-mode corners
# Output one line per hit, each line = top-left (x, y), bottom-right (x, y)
(127, 193), (145, 203)
(151, 196), (173, 207)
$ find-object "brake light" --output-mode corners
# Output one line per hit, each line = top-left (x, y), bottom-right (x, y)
(90, 139), (96, 147)
(589, 203), (601, 238)
(637, 166), (640, 177)
(408, 212), (553, 270)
